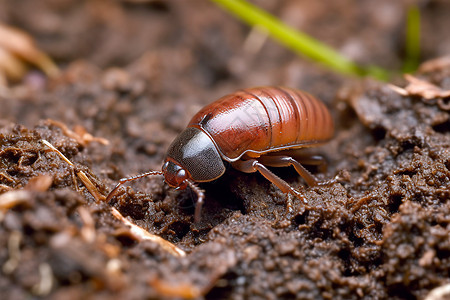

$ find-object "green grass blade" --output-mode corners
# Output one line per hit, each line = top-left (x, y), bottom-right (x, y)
(403, 5), (421, 73)
(211, 0), (390, 80)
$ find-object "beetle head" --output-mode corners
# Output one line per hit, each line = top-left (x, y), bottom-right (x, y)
(162, 159), (189, 189)
(163, 127), (225, 185)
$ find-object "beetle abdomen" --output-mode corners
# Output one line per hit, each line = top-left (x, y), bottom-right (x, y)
(188, 86), (334, 161)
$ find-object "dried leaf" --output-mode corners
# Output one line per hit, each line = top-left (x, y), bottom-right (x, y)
(389, 74), (450, 100)
(0, 23), (60, 77)
(0, 23), (59, 84)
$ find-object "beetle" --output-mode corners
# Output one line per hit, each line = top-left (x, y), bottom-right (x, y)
(106, 86), (335, 222)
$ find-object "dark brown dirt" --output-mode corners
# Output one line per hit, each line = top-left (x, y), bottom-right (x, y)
(1, 1), (450, 299)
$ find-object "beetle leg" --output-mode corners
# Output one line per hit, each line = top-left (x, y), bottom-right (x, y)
(185, 179), (205, 223)
(294, 154), (325, 166)
(258, 155), (335, 186)
(232, 159), (306, 202)
(274, 149), (328, 172)
(257, 156), (318, 186)
(297, 155), (328, 174)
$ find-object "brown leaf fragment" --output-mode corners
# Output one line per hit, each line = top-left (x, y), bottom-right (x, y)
(418, 55), (450, 73)
(78, 206), (96, 243)
(389, 74), (450, 100)
(424, 284), (450, 300)
(0, 23), (59, 81)
(2, 231), (22, 274)
(0, 190), (31, 211)
(47, 119), (109, 146)
(149, 277), (202, 299)
(25, 175), (53, 192)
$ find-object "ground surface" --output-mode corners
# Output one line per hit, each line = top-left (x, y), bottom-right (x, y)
(0, 1), (449, 299)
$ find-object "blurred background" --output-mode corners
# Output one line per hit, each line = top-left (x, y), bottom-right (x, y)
(1, 0), (449, 97)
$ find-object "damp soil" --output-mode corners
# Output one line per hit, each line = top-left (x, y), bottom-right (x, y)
(1, 1), (450, 299)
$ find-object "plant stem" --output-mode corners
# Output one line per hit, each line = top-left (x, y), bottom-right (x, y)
(211, 0), (390, 80)
(403, 5), (421, 73)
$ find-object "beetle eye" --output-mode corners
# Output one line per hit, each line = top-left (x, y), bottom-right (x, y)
(176, 169), (186, 181)
(174, 169), (188, 189)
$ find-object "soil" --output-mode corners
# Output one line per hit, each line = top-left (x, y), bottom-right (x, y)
(1, 1), (449, 299)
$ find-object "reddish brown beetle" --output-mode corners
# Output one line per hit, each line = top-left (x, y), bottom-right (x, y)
(106, 86), (334, 221)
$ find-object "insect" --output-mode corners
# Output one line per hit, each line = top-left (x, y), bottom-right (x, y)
(106, 86), (334, 222)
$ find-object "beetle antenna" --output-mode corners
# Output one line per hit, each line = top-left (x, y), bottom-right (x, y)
(106, 171), (163, 204)
(186, 179), (205, 223)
